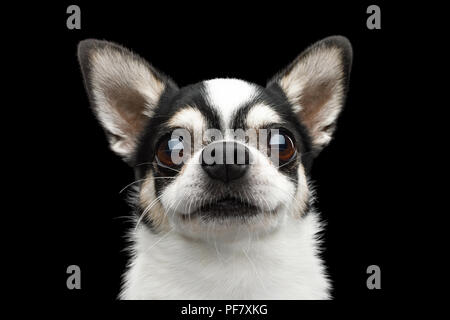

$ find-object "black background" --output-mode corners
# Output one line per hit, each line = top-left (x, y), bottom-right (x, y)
(21, 0), (412, 312)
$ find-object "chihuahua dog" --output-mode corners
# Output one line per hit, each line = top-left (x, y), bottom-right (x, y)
(78, 36), (352, 299)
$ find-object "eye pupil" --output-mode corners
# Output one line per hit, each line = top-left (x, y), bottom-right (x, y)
(268, 131), (296, 163)
(156, 136), (185, 167)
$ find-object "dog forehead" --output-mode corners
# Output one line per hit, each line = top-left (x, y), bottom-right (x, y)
(166, 78), (284, 132)
(203, 78), (259, 127)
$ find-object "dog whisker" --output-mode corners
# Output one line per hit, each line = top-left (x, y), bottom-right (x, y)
(119, 178), (147, 194)
(135, 195), (164, 231)
(134, 162), (153, 167)
(242, 248), (270, 295)
(144, 229), (174, 254)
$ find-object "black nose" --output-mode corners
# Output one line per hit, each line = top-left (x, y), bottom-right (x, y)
(201, 141), (250, 182)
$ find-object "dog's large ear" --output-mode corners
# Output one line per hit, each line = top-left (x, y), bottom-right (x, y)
(78, 39), (177, 161)
(267, 36), (352, 154)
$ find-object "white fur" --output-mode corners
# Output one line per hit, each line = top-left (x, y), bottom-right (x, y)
(168, 106), (207, 131)
(205, 79), (258, 127)
(121, 212), (330, 300)
(246, 103), (283, 128)
(159, 144), (296, 220)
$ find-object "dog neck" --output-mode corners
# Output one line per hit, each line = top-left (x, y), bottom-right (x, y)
(120, 211), (330, 299)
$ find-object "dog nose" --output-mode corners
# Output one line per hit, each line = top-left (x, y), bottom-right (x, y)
(201, 141), (250, 182)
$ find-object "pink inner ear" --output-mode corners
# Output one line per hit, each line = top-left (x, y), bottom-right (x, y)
(299, 78), (339, 133)
(78, 39), (176, 160)
(267, 37), (352, 153)
(106, 85), (150, 140)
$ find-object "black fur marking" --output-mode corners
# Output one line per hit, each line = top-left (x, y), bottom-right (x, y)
(265, 83), (315, 173)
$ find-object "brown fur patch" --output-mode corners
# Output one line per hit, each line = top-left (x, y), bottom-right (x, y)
(139, 177), (170, 232)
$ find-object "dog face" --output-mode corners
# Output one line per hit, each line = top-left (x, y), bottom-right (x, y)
(78, 36), (352, 241)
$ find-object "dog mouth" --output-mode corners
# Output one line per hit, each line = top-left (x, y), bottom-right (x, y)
(181, 196), (262, 220)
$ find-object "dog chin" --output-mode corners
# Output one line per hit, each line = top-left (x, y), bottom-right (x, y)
(170, 203), (287, 242)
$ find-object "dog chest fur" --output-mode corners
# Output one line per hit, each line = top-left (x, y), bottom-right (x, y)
(120, 212), (330, 300)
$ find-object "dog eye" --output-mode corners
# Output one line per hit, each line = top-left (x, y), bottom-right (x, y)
(268, 131), (296, 163)
(156, 136), (184, 167)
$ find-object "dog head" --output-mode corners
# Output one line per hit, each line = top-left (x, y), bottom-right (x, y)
(78, 36), (352, 241)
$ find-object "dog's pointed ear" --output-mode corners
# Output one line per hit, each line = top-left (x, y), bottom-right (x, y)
(267, 36), (352, 154)
(78, 39), (178, 161)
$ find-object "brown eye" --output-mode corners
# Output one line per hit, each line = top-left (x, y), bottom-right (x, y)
(269, 131), (296, 163)
(156, 136), (184, 167)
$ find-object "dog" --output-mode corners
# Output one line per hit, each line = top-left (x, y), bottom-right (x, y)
(77, 35), (352, 299)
